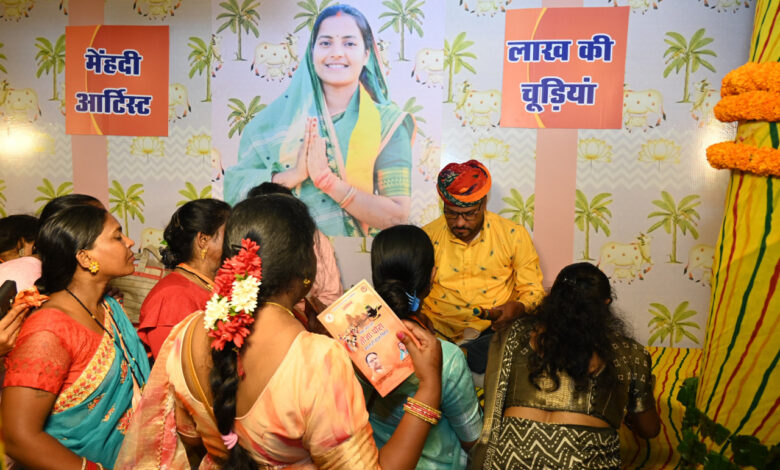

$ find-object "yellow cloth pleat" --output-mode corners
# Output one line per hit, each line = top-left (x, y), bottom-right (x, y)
(343, 85), (381, 195)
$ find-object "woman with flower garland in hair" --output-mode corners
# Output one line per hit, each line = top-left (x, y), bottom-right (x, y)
(2, 204), (150, 470)
(138, 198), (230, 359)
(367, 225), (482, 469)
(469, 263), (659, 470)
(116, 194), (443, 469)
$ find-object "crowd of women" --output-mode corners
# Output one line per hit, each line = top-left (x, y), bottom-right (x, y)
(0, 4), (659, 469)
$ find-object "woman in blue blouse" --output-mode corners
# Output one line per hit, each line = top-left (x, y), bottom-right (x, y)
(367, 224), (483, 469)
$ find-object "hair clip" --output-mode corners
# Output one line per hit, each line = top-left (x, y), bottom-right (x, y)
(405, 291), (420, 312)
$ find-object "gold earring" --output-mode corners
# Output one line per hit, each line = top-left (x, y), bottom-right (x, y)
(18, 247), (25, 257)
(89, 261), (100, 274)
(303, 278), (312, 286)
(201, 247), (207, 259)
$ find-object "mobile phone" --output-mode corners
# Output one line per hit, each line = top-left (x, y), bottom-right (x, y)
(0, 280), (17, 320)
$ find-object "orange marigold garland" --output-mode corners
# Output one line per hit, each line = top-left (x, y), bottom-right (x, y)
(714, 91), (780, 122)
(706, 142), (780, 177)
(720, 62), (780, 97)
(708, 61), (780, 176)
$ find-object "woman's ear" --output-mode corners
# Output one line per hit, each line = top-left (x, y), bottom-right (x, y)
(75, 249), (93, 270)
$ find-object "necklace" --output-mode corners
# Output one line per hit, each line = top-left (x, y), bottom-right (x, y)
(64, 288), (144, 386)
(176, 263), (214, 291)
(265, 301), (297, 319)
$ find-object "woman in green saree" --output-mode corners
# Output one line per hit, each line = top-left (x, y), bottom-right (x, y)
(225, 4), (414, 237)
(2, 204), (150, 469)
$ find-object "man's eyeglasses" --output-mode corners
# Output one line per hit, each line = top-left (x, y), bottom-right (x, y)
(443, 202), (483, 221)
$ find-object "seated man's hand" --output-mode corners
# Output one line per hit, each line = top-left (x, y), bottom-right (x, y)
(490, 301), (524, 331)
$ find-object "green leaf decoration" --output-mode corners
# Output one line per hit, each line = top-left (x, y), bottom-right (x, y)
(663, 28), (717, 102)
(647, 192), (701, 263)
(216, 0), (261, 61)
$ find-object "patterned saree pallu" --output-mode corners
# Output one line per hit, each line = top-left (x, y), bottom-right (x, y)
(45, 296), (150, 468)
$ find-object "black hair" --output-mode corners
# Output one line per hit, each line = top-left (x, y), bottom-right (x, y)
(38, 194), (102, 229)
(310, 4), (379, 101)
(209, 194), (316, 469)
(523, 262), (629, 391)
(0, 214), (38, 253)
(371, 225), (435, 320)
(160, 199), (231, 269)
(246, 181), (293, 198)
(36, 205), (107, 293)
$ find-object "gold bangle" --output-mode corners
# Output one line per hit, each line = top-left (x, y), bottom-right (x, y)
(80, 457), (87, 470)
(404, 403), (439, 425)
(406, 396), (442, 419)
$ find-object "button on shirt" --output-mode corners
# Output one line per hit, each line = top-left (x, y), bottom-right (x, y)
(421, 211), (544, 343)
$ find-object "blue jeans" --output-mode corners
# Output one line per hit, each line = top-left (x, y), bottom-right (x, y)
(464, 328), (495, 374)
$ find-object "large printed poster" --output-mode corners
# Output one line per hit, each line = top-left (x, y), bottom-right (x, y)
(65, 25), (169, 136)
(218, 3), (442, 241)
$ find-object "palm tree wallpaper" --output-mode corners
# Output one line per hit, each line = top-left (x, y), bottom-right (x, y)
(575, 190), (613, 261)
(188, 35), (221, 102)
(647, 301), (701, 347)
(647, 191), (701, 264)
(663, 28), (717, 103)
(34, 178), (72, 214)
(216, 0), (261, 61)
(378, 0), (425, 62)
(177, 181), (212, 206)
(499, 189), (534, 232)
(0, 42), (7, 74)
(227, 95), (265, 138)
(34, 34), (65, 101)
(293, 0), (336, 33)
(443, 31), (476, 103)
(0, 179), (7, 217)
(109, 180), (145, 239)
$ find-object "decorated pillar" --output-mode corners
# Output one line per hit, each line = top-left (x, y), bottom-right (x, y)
(685, 0), (780, 466)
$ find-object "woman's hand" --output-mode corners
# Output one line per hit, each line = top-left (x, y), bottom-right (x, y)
(0, 304), (29, 357)
(305, 118), (334, 183)
(272, 117), (315, 188)
(399, 320), (442, 387)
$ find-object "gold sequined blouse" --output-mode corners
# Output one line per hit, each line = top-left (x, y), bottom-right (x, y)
(504, 323), (655, 429)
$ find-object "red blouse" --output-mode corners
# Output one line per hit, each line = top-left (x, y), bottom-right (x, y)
(137, 272), (211, 359)
(4, 309), (102, 394)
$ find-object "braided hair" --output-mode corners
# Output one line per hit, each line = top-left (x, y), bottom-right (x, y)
(208, 194), (316, 469)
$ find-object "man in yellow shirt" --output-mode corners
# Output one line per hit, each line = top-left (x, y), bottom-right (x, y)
(421, 160), (544, 373)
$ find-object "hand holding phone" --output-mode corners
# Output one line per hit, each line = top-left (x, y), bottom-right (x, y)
(0, 280), (17, 319)
(0, 280), (30, 356)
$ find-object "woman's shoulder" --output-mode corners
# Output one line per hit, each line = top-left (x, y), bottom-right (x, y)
(608, 334), (651, 362)
(21, 306), (79, 333)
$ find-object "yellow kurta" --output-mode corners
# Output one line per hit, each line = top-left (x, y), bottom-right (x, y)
(421, 211), (544, 343)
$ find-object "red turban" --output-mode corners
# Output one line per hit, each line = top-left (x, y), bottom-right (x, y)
(436, 160), (492, 207)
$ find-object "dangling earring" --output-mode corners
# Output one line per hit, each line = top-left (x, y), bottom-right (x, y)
(18, 247), (25, 257)
(89, 261), (100, 274)
(303, 278), (312, 287)
(201, 247), (207, 260)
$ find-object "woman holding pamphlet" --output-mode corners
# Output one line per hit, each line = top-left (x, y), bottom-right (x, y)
(116, 194), (443, 469)
(368, 224), (483, 469)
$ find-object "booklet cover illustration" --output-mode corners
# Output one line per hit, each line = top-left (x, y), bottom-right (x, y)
(318, 279), (415, 396)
